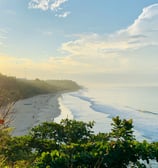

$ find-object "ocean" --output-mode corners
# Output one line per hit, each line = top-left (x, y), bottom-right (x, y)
(55, 85), (158, 142)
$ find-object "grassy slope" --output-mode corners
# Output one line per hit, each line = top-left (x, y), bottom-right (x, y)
(0, 74), (80, 105)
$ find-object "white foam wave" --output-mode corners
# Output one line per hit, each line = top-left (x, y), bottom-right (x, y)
(54, 96), (73, 123)
(56, 90), (158, 142)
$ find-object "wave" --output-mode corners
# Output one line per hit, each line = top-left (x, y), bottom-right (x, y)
(138, 109), (158, 115)
(66, 90), (158, 142)
(70, 91), (158, 118)
(54, 97), (73, 123)
(124, 106), (158, 116)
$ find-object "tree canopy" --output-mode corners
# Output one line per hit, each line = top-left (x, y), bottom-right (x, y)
(0, 117), (158, 168)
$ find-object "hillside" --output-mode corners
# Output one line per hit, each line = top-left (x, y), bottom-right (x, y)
(0, 74), (80, 105)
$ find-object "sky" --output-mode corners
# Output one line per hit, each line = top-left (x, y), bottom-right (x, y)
(0, 0), (158, 86)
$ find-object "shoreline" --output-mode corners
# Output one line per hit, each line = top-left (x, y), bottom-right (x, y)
(10, 93), (61, 136)
(54, 95), (74, 123)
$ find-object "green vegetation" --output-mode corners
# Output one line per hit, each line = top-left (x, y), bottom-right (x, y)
(0, 73), (80, 105)
(0, 117), (158, 168)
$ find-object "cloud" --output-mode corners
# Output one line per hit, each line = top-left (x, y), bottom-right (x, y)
(1, 4), (158, 82)
(127, 3), (158, 34)
(28, 0), (50, 11)
(28, 0), (70, 18)
(51, 0), (68, 11)
(62, 4), (158, 52)
(60, 3), (158, 74)
(57, 11), (71, 18)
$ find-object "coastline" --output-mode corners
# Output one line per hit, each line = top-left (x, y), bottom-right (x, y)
(10, 93), (61, 136)
(54, 94), (74, 123)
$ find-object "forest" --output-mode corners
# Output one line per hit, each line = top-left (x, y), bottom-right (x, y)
(0, 73), (80, 105)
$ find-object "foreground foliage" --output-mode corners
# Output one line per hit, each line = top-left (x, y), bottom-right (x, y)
(0, 117), (158, 167)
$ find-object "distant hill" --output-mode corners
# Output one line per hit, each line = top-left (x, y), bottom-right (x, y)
(46, 80), (81, 92)
(0, 74), (80, 105)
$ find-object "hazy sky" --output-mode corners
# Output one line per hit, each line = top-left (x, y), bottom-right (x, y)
(0, 0), (158, 85)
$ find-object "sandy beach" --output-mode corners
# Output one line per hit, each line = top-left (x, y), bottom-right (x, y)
(10, 93), (61, 136)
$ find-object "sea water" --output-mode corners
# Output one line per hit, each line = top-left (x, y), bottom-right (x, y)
(55, 85), (158, 142)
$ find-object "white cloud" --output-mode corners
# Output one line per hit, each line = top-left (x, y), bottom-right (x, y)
(127, 4), (158, 35)
(28, 0), (70, 18)
(28, 0), (50, 11)
(62, 4), (158, 53)
(57, 11), (71, 18)
(60, 3), (158, 74)
(51, 0), (68, 11)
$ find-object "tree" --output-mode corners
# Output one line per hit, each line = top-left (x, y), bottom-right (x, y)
(28, 119), (94, 155)
(110, 116), (134, 141)
(1, 117), (158, 167)
(60, 118), (94, 144)
(0, 102), (15, 167)
(32, 118), (158, 168)
(4, 136), (33, 166)
(0, 128), (11, 167)
(0, 102), (15, 129)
